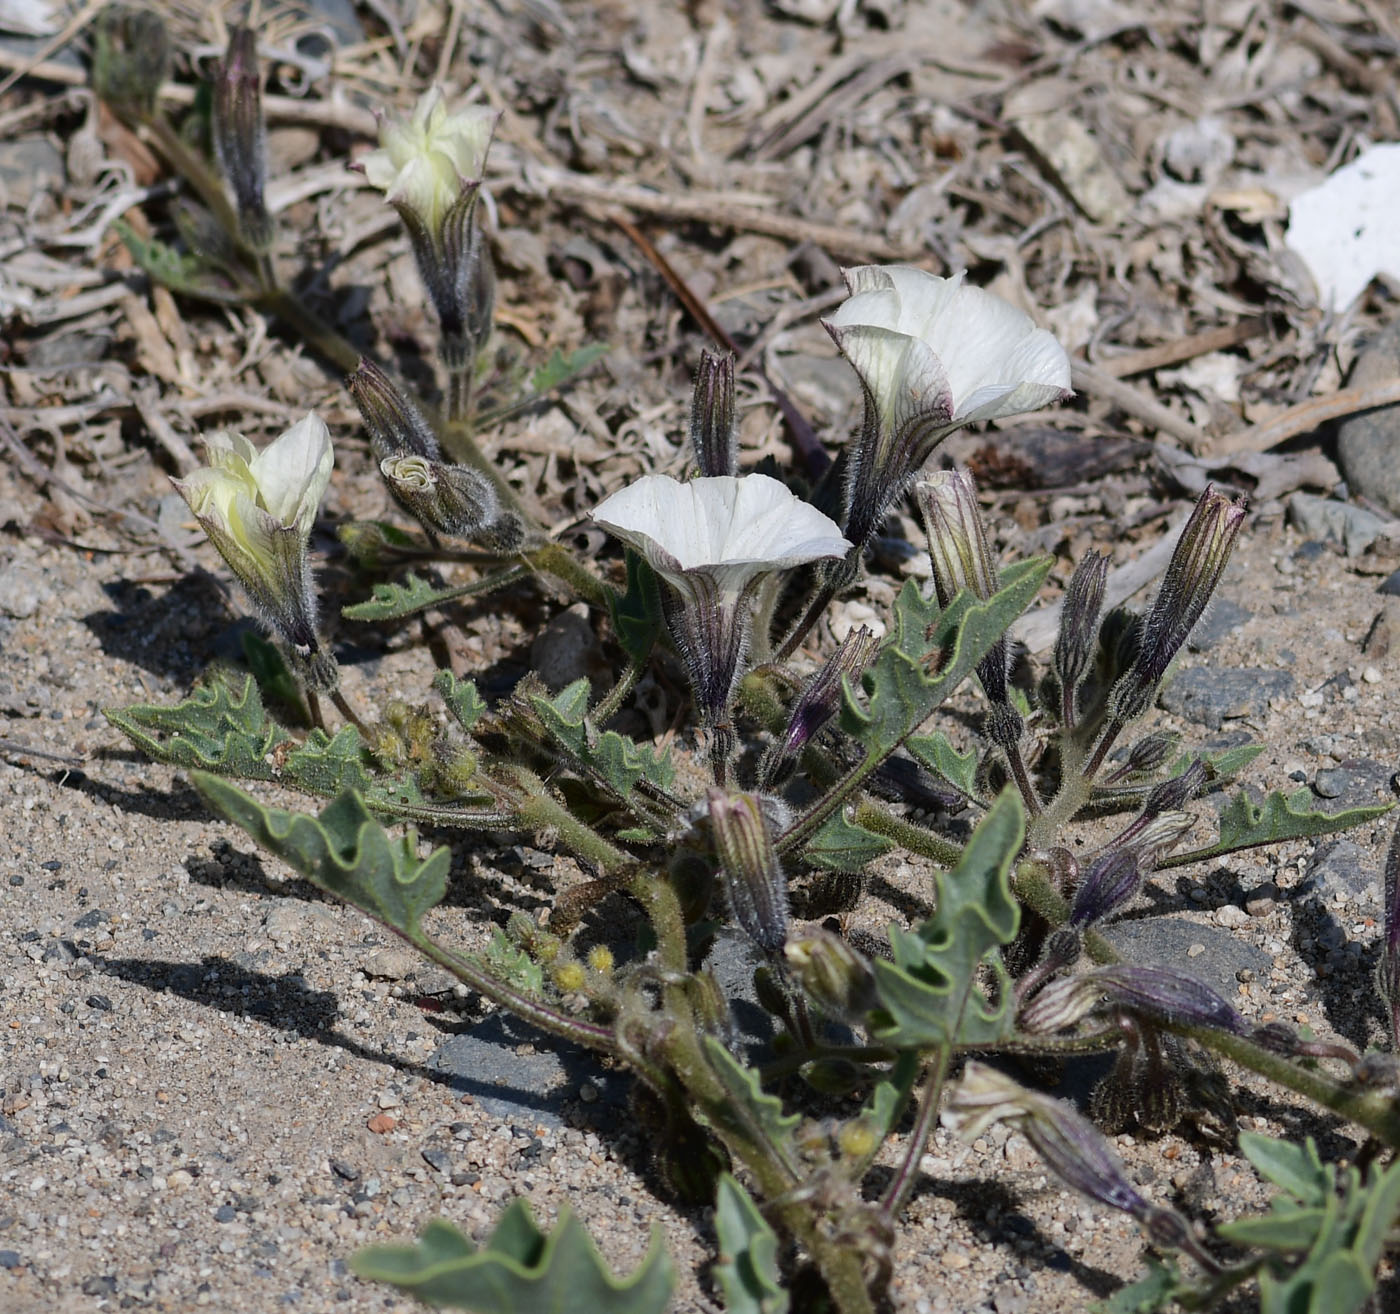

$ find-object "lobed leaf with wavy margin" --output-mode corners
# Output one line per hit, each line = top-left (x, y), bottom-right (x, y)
(353, 1202), (673, 1314)
(1158, 788), (1393, 869)
(712, 1174), (789, 1314)
(433, 670), (487, 733)
(870, 791), (1023, 1049)
(105, 673), (289, 781)
(529, 678), (674, 801)
(192, 775), (448, 938)
(343, 566), (526, 622)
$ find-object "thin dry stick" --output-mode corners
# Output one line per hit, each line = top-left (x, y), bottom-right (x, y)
(516, 166), (914, 262)
(1098, 318), (1269, 379)
(1210, 378), (1400, 457)
(1071, 360), (1208, 453)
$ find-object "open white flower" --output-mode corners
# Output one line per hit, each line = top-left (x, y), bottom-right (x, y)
(824, 266), (1071, 548)
(356, 87), (499, 369)
(359, 85), (497, 235)
(591, 473), (849, 735)
(592, 473), (850, 603)
(173, 414), (333, 665)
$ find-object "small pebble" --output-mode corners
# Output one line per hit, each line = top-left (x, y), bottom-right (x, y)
(1215, 904), (1249, 929)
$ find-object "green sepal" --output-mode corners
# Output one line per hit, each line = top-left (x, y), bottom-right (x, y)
(907, 731), (981, 800)
(342, 566), (525, 622)
(352, 1202), (673, 1314)
(870, 790), (1023, 1049)
(434, 670), (487, 733)
(104, 673), (289, 780)
(192, 775), (448, 939)
(712, 1174), (789, 1314)
(529, 678), (674, 800)
(1158, 788), (1393, 869)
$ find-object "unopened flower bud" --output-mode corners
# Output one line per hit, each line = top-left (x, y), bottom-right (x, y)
(709, 790), (790, 954)
(761, 626), (878, 787)
(93, 5), (171, 116)
(690, 350), (737, 478)
(1110, 487), (1246, 725)
(1104, 731), (1179, 783)
(348, 358), (441, 462)
(1053, 549), (1107, 725)
(212, 28), (272, 252)
(1087, 965), (1246, 1035)
(1376, 825), (1400, 1047)
(784, 929), (877, 1023)
(1069, 849), (1141, 928)
(379, 452), (511, 544)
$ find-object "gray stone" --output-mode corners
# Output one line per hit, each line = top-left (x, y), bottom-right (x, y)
(0, 136), (63, 209)
(529, 604), (602, 694)
(1311, 758), (1395, 813)
(429, 1012), (624, 1131)
(1187, 598), (1252, 652)
(1287, 492), (1391, 557)
(1158, 667), (1293, 729)
(1105, 918), (1270, 999)
(1337, 316), (1400, 516)
(1298, 840), (1380, 905)
(359, 947), (419, 981)
(0, 561), (52, 619)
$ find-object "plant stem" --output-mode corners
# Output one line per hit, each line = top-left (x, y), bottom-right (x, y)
(775, 579), (838, 661)
(510, 767), (630, 874)
(851, 801), (964, 866)
(590, 656), (642, 726)
(525, 541), (616, 610)
(1004, 740), (1042, 817)
(879, 1047), (951, 1222)
(256, 287), (364, 374)
(330, 688), (369, 738)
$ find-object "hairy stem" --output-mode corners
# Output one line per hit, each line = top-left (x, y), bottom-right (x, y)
(879, 1047), (950, 1222)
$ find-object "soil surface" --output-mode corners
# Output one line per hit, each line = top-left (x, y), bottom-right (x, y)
(2, 2), (1400, 1312)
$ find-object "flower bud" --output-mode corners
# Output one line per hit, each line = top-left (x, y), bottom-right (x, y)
(1069, 849), (1141, 928)
(761, 625), (878, 787)
(689, 350), (737, 478)
(1103, 731), (1179, 783)
(708, 790), (790, 954)
(784, 928), (877, 1023)
(1086, 965), (1246, 1035)
(1053, 549), (1107, 725)
(1376, 824), (1400, 1047)
(1109, 487), (1246, 725)
(93, 5), (172, 117)
(348, 358), (441, 462)
(212, 28), (272, 252)
(379, 453), (517, 546)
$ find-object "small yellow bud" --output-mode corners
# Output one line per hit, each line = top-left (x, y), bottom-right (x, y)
(837, 1120), (879, 1160)
(586, 945), (614, 974)
(552, 961), (586, 993)
(533, 935), (561, 964)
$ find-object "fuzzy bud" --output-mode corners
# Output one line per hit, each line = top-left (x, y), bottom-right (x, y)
(1069, 849), (1141, 928)
(1109, 487), (1246, 725)
(93, 5), (172, 116)
(1053, 549), (1107, 725)
(212, 27), (272, 252)
(379, 452), (518, 546)
(1104, 731), (1179, 783)
(690, 350), (737, 478)
(709, 790), (790, 954)
(348, 358), (441, 462)
(784, 928), (878, 1023)
(1376, 825), (1400, 1048)
(761, 625), (879, 787)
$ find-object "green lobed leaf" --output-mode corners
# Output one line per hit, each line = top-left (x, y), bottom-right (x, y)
(702, 1039), (801, 1175)
(192, 775), (448, 939)
(906, 732), (981, 800)
(112, 219), (246, 303)
(353, 1201), (673, 1314)
(840, 559), (1052, 753)
(1158, 788), (1393, 869)
(434, 670), (488, 733)
(104, 673), (289, 780)
(1216, 1207), (1329, 1251)
(801, 809), (894, 873)
(283, 727), (449, 814)
(530, 342), (611, 393)
(529, 678), (675, 800)
(1236, 1132), (1330, 1207)
(870, 790), (1023, 1049)
(484, 926), (545, 999)
(343, 566), (526, 622)
(712, 1174), (789, 1314)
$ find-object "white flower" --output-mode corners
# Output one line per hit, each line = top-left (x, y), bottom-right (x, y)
(359, 85), (497, 236)
(173, 413), (333, 655)
(823, 266), (1071, 548)
(591, 474), (850, 733)
(591, 473), (850, 603)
